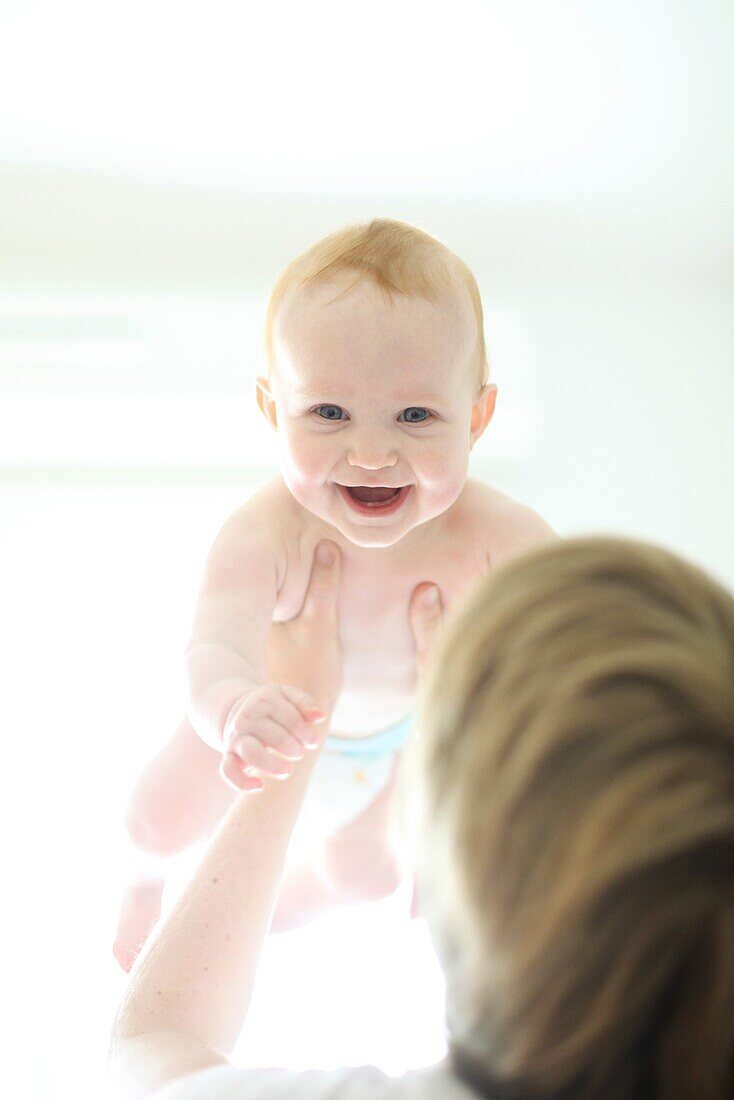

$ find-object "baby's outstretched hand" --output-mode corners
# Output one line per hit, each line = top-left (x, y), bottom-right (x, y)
(221, 684), (326, 792)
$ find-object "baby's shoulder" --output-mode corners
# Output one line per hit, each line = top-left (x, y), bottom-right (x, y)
(458, 478), (557, 568)
(217, 477), (330, 615)
(227, 475), (299, 526)
(210, 476), (307, 590)
(215, 477), (289, 542)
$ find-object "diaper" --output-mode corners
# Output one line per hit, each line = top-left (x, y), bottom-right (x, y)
(287, 713), (414, 858)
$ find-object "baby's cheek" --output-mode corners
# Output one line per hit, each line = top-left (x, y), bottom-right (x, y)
(281, 442), (318, 486)
(283, 470), (319, 511)
(280, 457), (332, 518)
(420, 450), (468, 496)
(413, 462), (468, 521)
(284, 433), (331, 481)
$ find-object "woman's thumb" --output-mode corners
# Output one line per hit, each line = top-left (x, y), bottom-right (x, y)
(410, 582), (443, 670)
(302, 540), (341, 621)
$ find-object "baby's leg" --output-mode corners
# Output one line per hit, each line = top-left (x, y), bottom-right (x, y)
(321, 765), (405, 902)
(113, 717), (236, 970)
(270, 763), (405, 932)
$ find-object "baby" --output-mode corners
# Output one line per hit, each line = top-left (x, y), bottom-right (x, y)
(113, 219), (556, 971)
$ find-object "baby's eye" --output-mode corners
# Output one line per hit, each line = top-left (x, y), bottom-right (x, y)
(399, 407), (431, 424)
(315, 405), (347, 421)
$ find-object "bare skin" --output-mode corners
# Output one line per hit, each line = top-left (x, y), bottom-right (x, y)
(110, 544), (448, 1096)
(113, 276), (555, 970)
(113, 477), (553, 969)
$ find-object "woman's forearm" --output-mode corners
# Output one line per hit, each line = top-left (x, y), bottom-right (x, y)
(111, 540), (344, 1096)
(111, 745), (321, 1057)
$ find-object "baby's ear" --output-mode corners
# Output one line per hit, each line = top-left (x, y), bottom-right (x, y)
(470, 383), (497, 444)
(256, 375), (278, 430)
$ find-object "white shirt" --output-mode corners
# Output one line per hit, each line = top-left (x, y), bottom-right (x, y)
(157, 1060), (480, 1100)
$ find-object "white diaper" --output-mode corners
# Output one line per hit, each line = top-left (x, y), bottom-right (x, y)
(287, 714), (414, 859)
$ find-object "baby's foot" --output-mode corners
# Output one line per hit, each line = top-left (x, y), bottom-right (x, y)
(112, 878), (164, 972)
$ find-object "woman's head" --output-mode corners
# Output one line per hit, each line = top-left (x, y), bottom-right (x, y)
(412, 537), (734, 1099)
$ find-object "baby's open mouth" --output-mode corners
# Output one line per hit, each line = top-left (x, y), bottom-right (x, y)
(337, 484), (411, 515)
(347, 486), (401, 504)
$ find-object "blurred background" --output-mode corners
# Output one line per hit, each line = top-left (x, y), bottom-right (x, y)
(1, 1), (732, 1096)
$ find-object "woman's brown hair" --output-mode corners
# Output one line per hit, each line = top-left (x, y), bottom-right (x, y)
(412, 537), (734, 1099)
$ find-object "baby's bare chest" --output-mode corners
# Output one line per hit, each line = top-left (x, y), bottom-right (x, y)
(337, 548), (482, 664)
(272, 532), (487, 728)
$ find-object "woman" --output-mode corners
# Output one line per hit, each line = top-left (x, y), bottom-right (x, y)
(110, 535), (734, 1098)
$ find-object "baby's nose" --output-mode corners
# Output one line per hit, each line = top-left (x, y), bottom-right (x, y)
(346, 434), (398, 470)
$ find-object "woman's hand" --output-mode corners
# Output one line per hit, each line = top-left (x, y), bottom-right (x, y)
(263, 544), (444, 759)
(265, 540), (344, 722)
(408, 582), (444, 674)
(220, 543), (343, 792)
(217, 542), (343, 792)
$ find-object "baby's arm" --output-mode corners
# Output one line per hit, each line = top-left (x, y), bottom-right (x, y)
(185, 508), (324, 790)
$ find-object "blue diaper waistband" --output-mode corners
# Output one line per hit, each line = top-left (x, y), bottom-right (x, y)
(325, 713), (414, 761)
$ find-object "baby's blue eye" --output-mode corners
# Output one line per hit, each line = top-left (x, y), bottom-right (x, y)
(400, 407), (431, 423)
(315, 405), (346, 421)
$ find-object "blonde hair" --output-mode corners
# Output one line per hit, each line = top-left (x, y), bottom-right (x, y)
(264, 218), (489, 391)
(411, 537), (734, 1099)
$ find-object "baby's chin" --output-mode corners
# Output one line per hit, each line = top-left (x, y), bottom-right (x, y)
(312, 504), (416, 549)
(333, 525), (412, 549)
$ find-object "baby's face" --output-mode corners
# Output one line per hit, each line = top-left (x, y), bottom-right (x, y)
(263, 275), (492, 549)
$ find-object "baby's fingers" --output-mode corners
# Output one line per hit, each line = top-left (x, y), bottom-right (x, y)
(240, 717), (308, 760)
(220, 752), (265, 792)
(230, 734), (294, 780)
(253, 699), (322, 751)
(279, 685), (327, 725)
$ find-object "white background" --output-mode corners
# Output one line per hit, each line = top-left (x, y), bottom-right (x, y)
(1, 2), (732, 1097)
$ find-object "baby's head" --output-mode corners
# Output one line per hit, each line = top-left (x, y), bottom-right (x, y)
(256, 219), (496, 547)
